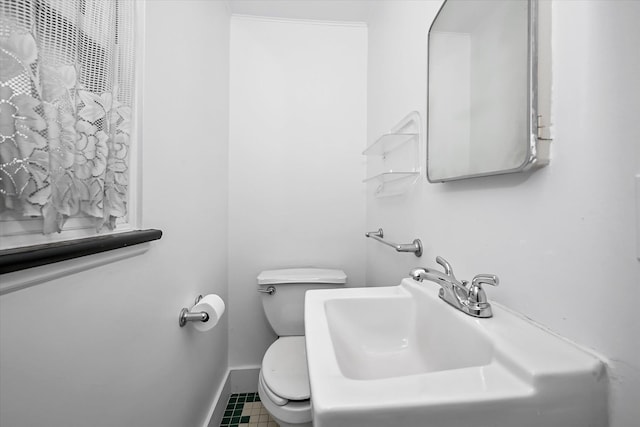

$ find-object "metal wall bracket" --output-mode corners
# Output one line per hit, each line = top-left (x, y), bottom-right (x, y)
(178, 295), (209, 327)
(365, 228), (423, 257)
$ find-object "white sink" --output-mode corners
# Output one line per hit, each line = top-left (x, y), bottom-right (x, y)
(304, 278), (608, 427)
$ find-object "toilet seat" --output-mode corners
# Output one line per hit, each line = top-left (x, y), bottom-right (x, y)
(259, 336), (313, 426)
(258, 373), (312, 427)
(259, 371), (288, 406)
(261, 336), (310, 402)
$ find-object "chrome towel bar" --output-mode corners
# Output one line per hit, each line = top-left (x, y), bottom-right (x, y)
(365, 228), (422, 257)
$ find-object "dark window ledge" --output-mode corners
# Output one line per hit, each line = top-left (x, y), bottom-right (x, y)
(0, 229), (162, 274)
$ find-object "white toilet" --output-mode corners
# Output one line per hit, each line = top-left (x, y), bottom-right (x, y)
(257, 268), (347, 427)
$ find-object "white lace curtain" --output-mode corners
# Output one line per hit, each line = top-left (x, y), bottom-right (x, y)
(0, 0), (136, 234)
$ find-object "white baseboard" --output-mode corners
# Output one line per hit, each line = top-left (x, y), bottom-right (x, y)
(203, 366), (261, 427)
(203, 369), (231, 427)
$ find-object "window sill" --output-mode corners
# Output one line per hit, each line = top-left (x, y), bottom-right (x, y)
(0, 229), (162, 295)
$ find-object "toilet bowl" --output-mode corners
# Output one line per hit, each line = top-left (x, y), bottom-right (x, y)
(257, 268), (347, 426)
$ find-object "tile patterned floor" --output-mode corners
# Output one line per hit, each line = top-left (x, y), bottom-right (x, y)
(220, 392), (279, 427)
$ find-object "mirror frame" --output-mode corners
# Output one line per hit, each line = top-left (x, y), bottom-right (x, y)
(426, 0), (549, 183)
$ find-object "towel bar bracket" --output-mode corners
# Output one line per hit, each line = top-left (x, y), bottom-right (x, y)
(365, 228), (422, 257)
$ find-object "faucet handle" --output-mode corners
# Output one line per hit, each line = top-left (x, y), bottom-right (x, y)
(468, 274), (499, 312)
(471, 274), (499, 288)
(435, 256), (453, 276)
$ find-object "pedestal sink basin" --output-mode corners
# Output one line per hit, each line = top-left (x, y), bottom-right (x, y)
(304, 278), (608, 427)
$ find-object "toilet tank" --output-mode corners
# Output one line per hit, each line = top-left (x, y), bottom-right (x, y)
(258, 268), (347, 336)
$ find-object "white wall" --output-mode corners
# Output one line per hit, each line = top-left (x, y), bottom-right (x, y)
(0, 2), (230, 426)
(228, 16), (367, 369)
(228, 0), (370, 22)
(367, 1), (639, 426)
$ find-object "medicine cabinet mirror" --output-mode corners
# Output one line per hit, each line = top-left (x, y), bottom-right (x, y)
(427, 0), (550, 182)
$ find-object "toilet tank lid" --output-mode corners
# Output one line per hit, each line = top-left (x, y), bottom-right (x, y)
(257, 268), (347, 285)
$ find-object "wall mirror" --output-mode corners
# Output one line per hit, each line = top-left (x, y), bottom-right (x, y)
(427, 0), (550, 182)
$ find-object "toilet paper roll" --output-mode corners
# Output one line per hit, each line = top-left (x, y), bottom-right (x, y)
(191, 294), (225, 332)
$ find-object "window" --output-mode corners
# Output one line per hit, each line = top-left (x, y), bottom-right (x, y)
(0, 0), (141, 251)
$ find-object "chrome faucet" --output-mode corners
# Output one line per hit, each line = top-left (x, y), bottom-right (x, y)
(410, 256), (499, 318)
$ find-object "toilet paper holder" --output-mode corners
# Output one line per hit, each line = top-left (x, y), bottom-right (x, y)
(179, 295), (209, 327)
